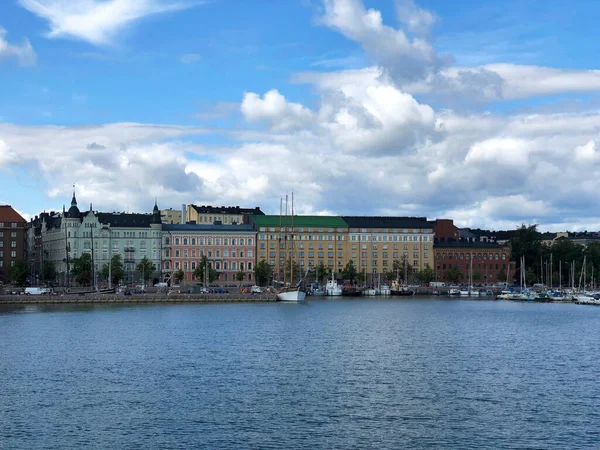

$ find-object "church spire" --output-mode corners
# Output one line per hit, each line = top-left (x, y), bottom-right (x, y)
(71, 184), (77, 207)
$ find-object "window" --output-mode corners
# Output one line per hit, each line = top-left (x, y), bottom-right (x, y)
(224, 249), (229, 257)
(175, 249), (180, 257)
(175, 238), (180, 245)
(11, 241), (16, 248)
(191, 238), (196, 245)
(191, 262), (196, 270)
(184, 249), (188, 257)
(183, 238), (188, 245)
(11, 251), (16, 257)
(11, 223), (16, 228)
(248, 249), (253, 257)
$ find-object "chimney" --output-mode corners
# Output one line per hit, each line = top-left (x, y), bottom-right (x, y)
(181, 204), (186, 224)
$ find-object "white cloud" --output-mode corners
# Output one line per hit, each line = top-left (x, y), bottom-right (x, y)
(0, 139), (19, 166)
(320, 0), (443, 83)
(0, 27), (36, 66)
(241, 89), (314, 131)
(19, 0), (195, 45)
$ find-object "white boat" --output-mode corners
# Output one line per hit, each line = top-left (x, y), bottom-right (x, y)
(325, 272), (342, 296)
(311, 287), (325, 296)
(459, 289), (470, 296)
(449, 288), (460, 295)
(277, 288), (306, 302)
(365, 288), (379, 296)
(380, 284), (391, 296)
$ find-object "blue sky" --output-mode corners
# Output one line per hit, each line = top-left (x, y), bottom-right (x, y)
(2, 0), (600, 231)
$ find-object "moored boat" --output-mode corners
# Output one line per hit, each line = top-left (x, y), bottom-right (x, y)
(277, 288), (306, 302)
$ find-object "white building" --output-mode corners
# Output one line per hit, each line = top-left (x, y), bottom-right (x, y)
(31, 191), (163, 286)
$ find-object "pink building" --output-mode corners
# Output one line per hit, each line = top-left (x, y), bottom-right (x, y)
(162, 224), (256, 284)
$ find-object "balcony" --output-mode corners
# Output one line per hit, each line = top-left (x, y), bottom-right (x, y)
(124, 258), (135, 263)
(124, 247), (135, 252)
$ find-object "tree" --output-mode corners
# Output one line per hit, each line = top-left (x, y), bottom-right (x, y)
(316, 262), (328, 283)
(41, 261), (57, 284)
(236, 269), (245, 289)
(510, 224), (543, 275)
(415, 265), (436, 284)
(445, 265), (462, 283)
(472, 269), (482, 282)
(355, 271), (365, 285)
(254, 259), (273, 286)
(100, 254), (124, 285)
(71, 253), (92, 286)
(392, 258), (412, 283)
(341, 260), (357, 282)
(193, 256), (219, 285)
(173, 268), (184, 284)
(382, 269), (395, 283)
(496, 267), (507, 282)
(8, 260), (29, 286)
(136, 257), (156, 287)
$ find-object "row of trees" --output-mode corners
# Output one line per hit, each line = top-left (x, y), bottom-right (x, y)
(510, 224), (600, 286)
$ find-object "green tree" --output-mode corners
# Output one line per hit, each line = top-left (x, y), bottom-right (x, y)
(496, 267), (507, 282)
(8, 260), (29, 286)
(341, 260), (357, 282)
(193, 256), (219, 285)
(415, 265), (436, 284)
(71, 253), (92, 286)
(41, 260), (57, 284)
(136, 257), (156, 287)
(236, 269), (245, 288)
(173, 268), (184, 284)
(382, 269), (395, 284)
(392, 258), (413, 283)
(253, 259), (273, 286)
(525, 267), (537, 285)
(355, 271), (366, 285)
(316, 262), (328, 283)
(510, 224), (542, 275)
(445, 265), (462, 283)
(472, 269), (482, 282)
(100, 254), (124, 285)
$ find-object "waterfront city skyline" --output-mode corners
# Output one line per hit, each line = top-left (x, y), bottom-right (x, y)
(2, 0), (600, 232)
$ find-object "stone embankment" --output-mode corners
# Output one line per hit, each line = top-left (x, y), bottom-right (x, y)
(0, 293), (277, 305)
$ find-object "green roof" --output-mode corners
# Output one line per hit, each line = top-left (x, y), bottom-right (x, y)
(252, 215), (348, 228)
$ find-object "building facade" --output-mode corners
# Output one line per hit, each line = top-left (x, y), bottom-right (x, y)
(253, 215), (435, 284)
(253, 215), (349, 282)
(0, 205), (27, 284)
(434, 241), (511, 283)
(163, 224), (256, 284)
(186, 204), (264, 225)
(342, 216), (435, 276)
(161, 208), (183, 224)
(30, 192), (163, 287)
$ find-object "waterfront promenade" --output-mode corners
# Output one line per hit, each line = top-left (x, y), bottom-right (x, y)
(0, 292), (277, 304)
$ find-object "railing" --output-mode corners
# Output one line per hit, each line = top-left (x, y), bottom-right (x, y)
(124, 247), (135, 252)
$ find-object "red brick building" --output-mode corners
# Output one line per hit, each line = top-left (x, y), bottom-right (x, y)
(0, 205), (27, 284)
(432, 218), (513, 283)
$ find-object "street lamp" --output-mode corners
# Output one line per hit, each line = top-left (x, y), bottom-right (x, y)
(101, 224), (112, 289)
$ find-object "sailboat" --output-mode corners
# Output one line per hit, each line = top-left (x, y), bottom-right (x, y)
(276, 193), (306, 303)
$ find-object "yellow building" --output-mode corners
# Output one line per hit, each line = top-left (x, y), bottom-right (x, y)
(160, 208), (182, 224)
(187, 205), (263, 225)
(252, 215), (434, 283)
(342, 217), (435, 278)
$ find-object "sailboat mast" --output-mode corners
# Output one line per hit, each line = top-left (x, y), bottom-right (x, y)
(284, 194), (288, 286)
(559, 260), (561, 291)
(290, 191), (294, 285)
(550, 253), (553, 289)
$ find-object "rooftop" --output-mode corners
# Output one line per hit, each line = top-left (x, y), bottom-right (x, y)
(163, 224), (255, 232)
(342, 216), (433, 229)
(95, 213), (156, 228)
(252, 215), (348, 228)
(0, 205), (27, 224)
(190, 205), (264, 215)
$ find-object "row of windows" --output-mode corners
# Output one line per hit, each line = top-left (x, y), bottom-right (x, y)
(0, 232), (18, 238)
(166, 237), (253, 246)
(0, 250), (17, 258)
(169, 248), (253, 258)
(0, 222), (19, 228)
(170, 260), (253, 271)
(436, 252), (506, 260)
(259, 234), (344, 242)
(438, 263), (507, 271)
(0, 241), (17, 248)
(350, 235), (431, 242)
(260, 227), (345, 233)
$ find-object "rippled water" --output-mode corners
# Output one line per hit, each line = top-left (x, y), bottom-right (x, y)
(1, 298), (599, 449)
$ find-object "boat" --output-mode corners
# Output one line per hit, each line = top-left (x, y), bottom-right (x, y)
(342, 286), (362, 296)
(390, 281), (413, 296)
(325, 272), (342, 296)
(380, 284), (391, 296)
(364, 286), (379, 296)
(275, 193), (306, 303)
(449, 288), (460, 296)
(277, 288), (306, 302)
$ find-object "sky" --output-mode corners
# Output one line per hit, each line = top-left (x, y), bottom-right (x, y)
(2, 0), (600, 232)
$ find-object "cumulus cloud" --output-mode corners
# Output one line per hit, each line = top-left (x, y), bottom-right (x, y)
(241, 89), (314, 131)
(19, 0), (195, 45)
(0, 27), (36, 66)
(320, 0), (444, 83)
